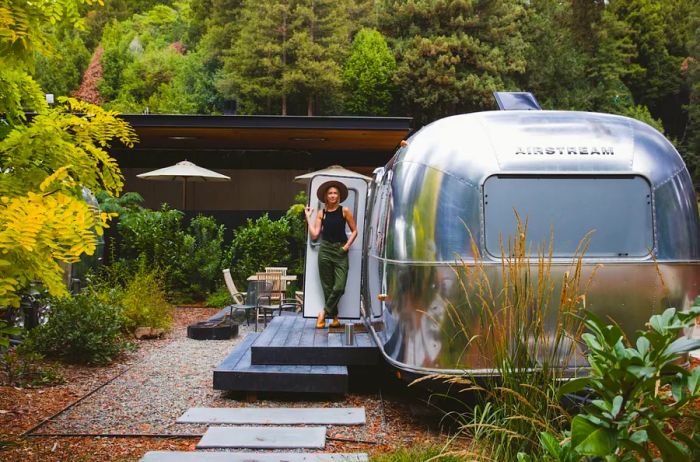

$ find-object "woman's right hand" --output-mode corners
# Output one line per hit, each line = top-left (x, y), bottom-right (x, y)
(304, 206), (313, 219)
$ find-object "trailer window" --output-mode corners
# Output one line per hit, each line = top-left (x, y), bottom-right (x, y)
(483, 175), (653, 258)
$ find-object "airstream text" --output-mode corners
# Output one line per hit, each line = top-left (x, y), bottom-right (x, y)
(515, 146), (615, 156)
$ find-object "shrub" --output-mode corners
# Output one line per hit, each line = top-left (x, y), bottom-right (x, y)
(226, 214), (291, 286)
(23, 293), (129, 365)
(117, 203), (185, 276)
(113, 205), (226, 301)
(120, 265), (173, 332)
(520, 298), (700, 462)
(285, 190), (308, 277)
(171, 215), (225, 302)
(0, 349), (63, 388)
(205, 287), (232, 308)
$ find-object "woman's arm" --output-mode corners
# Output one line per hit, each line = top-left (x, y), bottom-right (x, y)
(304, 206), (323, 241)
(342, 207), (358, 252)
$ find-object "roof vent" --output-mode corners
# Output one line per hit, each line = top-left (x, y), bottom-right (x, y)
(493, 92), (542, 110)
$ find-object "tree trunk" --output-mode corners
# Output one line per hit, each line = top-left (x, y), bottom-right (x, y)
(307, 96), (314, 116)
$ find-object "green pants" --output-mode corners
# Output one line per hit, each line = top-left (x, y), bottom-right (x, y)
(318, 240), (349, 317)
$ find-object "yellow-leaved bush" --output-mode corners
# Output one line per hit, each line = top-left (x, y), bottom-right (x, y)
(0, 0), (137, 308)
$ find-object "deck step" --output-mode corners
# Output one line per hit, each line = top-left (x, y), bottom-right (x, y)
(213, 334), (348, 394)
(196, 426), (326, 449)
(250, 316), (380, 366)
(140, 452), (369, 462)
(177, 407), (365, 425)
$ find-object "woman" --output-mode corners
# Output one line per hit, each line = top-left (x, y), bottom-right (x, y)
(304, 180), (358, 329)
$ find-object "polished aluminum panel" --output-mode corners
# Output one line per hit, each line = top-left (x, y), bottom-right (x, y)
(364, 110), (700, 375)
(372, 261), (700, 375)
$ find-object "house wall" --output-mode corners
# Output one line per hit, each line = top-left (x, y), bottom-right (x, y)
(123, 168), (308, 211)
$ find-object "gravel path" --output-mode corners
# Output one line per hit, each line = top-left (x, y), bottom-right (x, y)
(33, 314), (444, 452)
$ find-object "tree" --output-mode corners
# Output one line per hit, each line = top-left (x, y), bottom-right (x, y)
(609, 0), (690, 137)
(342, 28), (396, 115)
(518, 0), (591, 110)
(219, 0), (351, 115)
(33, 30), (91, 99)
(379, 0), (528, 125)
(0, 0), (137, 308)
(285, 0), (351, 115)
(218, 0), (292, 114)
(682, 5), (700, 186)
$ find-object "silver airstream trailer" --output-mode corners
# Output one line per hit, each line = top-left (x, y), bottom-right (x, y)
(362, 98), (700, 379)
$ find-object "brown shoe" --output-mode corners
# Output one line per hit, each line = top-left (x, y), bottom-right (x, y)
(329, 319), (341, 328)
(316, 313), (326, 329)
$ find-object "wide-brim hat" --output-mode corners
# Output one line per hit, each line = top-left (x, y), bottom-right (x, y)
(317, 180), (349, 203)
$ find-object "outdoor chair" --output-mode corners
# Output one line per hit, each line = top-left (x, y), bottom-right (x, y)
(264, 266), (288, 276)
(223, 269), (245, 305)
(225, 277), (273, 331)
(255, 272), (300, 325)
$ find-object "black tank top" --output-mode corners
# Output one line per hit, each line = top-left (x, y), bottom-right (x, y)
(321, 207), (347, 244)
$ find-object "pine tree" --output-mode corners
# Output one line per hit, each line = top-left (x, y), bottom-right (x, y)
(285, 0), (351, 115)
(219, 0), (292, 114)
(379, 0), (528, 124)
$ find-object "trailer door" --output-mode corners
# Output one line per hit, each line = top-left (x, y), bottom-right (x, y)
(303, 175), (367, 319)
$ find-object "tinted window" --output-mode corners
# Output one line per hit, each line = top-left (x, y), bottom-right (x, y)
(483, 175), (653, 258)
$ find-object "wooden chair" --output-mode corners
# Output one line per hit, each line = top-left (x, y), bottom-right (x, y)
(223, 269), (245, 305)
(265, 267), (288, 276)
(256, 271), (283, 303)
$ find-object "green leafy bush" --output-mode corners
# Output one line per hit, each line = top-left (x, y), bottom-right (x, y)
(117, 204), (185, 274)
(520, 298), (700, 462)
(0, 320), (22, 348)
(171, 215), (225, 302)
(113, 205), (225, 302)
(226, 214), (291, 286)
(23, 293), (129, 365)
(285, 190), (307, 278)
(120, 265), (173, 332)
(0, 349), (64, 388)
(205, 287), (232, 308)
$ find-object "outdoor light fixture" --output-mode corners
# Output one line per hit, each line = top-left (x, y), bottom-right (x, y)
(167, 136), (198, 140)
(289, 137), (328, 142)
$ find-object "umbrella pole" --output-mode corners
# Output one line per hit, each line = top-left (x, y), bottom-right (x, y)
(182, 178), (187, 210)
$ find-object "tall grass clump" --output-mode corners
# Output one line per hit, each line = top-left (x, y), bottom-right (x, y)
(434, 214), (597, 461)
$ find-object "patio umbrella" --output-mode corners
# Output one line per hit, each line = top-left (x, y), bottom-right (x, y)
(294, 165), (371, 184)
(137, 160), (230, 209)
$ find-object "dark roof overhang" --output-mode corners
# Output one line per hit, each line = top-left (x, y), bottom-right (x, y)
(113, 114), (412, 169)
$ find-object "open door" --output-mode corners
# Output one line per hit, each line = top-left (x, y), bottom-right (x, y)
(303, 175), (367, 319)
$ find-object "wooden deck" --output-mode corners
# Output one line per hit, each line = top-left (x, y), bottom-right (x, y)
(251, 315), (380, 366)
(213, 314), (381, 394)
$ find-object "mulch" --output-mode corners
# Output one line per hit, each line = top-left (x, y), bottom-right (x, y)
(0, 307), (448, 461)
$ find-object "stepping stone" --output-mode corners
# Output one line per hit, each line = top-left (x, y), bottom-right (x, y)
(196, 426), (326, 449)
(177, 407), (365, 425)
(140, 452), (369, 462)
